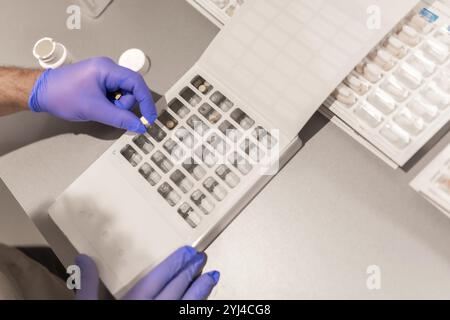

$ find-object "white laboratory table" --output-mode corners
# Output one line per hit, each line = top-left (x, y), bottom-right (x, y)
(2, 0), (450, 299)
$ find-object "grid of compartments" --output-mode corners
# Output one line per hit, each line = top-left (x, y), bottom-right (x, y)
(120, 74), (277, 229)
(330, 7), (450, 163)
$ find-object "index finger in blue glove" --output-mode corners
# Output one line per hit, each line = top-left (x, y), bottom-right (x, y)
(89, 98), (147, 133)
(123, 246), (198, 300)
(155, 252), (207, 300)
(182, 271), (220, 300)
(108, 66), (158, 125)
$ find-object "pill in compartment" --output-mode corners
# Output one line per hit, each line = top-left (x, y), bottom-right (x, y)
(120, 145), (142, 167)
(421, 82), (450, 110)
(434, 27), (450, 46)
(158, 111), (178, 131)
(196, 145), (217, 168)
(178, 203), (201, 229)
(151, 151), (174, 174)
(168, 98), (190, 119)
(385, 36), (408, 58)
(252, 126), (277, 150)
(393, 108), (425, 135)
(203, 177), (227, 201)
(356, 62), (383, 84)
(198, 103), (222, 124)
(147, 123), (167, 143)
(138, 163), (161, 186)
(407, 97), (439, 123)
(354, 102), (384, 128)
(381, 77), (409, 102)
(231, 108), (255, 130)
(210, 91), (234, 112)
(422, 39), (449, 64)
(371, 49), (396, 71)
(334, 84), (357, 107)
(183, 158), (207, 181)
(133, 135), (154, 155)
(407, 52), (436, 76)
(191, 75), (213, 95)
(397, 25), (420, 47)
(187, 115), (210, 137)
(216, 165), (240, 188)
(219, 120), (242, 142)
(180, 87), (202, 107)
(229, 152), (253, 175)
(380, 122), (411, 149)
(176, 127), (197, 149)
(163, 139), (185, 161)
(409, 9), (436, 34)
(241, 139), (265, 162)
(434, 70), (450, 92)
(395, 63), (423, 90)
(191, 190), (215, 215)
(158, 183), (181, 207)
(170, 170), (194, 194)
(367, 89), (397, 114)
(344, 74), (370, 96)
(207, 133), (228, 155)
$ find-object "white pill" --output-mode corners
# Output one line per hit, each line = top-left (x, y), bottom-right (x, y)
(380, 123), (410, 149)
(368, 89), (397, 114)
(381, 77), (409, 101)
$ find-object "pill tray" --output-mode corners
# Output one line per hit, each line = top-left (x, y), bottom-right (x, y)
(118, 68), (279, 231)
(326, 2), (450, 167)
(411, 144), (450, 216)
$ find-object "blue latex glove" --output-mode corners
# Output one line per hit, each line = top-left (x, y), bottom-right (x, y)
(75, 246), (220, 300)
(28, 57), (157, 133)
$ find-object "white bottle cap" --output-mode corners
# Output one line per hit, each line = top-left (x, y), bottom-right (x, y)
(119, 48), (151, 75)
(33, 37), (70, 69)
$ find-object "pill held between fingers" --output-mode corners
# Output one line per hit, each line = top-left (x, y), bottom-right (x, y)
(140, 116), (152, 129)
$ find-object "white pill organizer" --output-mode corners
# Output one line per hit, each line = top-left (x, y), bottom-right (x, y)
(323, 1), (450, 168)
(411, 144), (450, 216)
(49, 0), (420, 297)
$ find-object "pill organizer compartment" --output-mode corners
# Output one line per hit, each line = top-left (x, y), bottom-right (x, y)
(326, 3), (450, 168)
(411, 144), (450, 216)
(186, 0), (245, 27)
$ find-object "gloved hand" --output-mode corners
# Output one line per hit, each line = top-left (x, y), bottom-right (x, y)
(75, 246), (220, 300)
(28, 57), (157, 133)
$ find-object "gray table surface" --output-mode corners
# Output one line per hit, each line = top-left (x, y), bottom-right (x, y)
(2, 0), (450, 299)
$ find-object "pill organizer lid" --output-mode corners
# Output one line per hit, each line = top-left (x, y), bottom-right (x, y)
(198, 0), (419, 140)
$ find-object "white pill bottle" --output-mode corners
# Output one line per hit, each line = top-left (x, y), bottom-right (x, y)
(33, 37), (73, 69)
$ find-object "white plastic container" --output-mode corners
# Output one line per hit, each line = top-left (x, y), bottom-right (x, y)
(118, 48), (151, 76)
(32, 37), (72, 69)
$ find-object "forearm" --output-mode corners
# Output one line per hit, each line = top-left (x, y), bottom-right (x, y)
(0, 67), (42, 116)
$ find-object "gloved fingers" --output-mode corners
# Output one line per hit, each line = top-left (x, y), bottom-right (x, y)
(75, 254), (99, 300)
(91, 99), (146, 133)
(155, 253), (206, 300)
(123, 246), (198, 300)
(109, 66), (158, 124)
(182, 271), (220, 300)
(113, 93), (137, 110)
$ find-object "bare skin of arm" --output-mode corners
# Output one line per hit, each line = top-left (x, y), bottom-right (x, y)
(0, 67), (42, 117)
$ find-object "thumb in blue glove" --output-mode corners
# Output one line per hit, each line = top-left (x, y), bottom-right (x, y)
(28, 57), (157, 133)
(75, 246), (220, 300)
